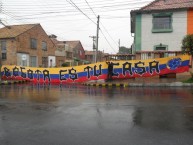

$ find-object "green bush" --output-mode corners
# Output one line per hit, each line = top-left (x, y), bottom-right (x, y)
(182, 34), (193, 55)
(61, 62), (69, 67)
(182, 77), (193, 83)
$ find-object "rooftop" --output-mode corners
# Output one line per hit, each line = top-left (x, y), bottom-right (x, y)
(0, 23), (39, 39)
(133, 0), (193, 12)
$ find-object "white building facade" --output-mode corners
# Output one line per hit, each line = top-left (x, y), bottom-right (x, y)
(130, 0), (193, 60)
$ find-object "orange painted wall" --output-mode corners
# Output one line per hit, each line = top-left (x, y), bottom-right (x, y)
(187, 10), (193, 34)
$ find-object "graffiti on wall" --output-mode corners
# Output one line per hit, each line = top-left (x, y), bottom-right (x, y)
(1, 55), (190, 83)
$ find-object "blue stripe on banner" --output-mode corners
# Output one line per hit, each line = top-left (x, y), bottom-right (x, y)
(181, 60), (189, 66)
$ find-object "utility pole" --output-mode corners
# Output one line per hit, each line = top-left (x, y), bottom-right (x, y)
(118, 39), (120, 53)
(95, 15), (100, 63)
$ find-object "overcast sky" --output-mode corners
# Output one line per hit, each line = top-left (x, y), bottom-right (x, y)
(0, 0), (152, 54)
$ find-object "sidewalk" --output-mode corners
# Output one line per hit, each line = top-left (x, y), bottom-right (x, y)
(1, 74), (192, 87)
(83, 74), (193, 87)
(0, 78), (29, 85)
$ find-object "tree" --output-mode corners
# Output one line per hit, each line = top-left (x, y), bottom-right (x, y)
(61, 62), (69, 67)
(182, 34), (193, 78)
(182, 34), (193, 56)
(118, 46), (131, 54)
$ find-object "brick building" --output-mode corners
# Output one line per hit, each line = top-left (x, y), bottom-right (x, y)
(64, 41), (86, 65)
(0, 23), (56, 67)
(50, 35), (74, 67)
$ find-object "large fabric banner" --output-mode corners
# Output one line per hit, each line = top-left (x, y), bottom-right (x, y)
(1, 55), (190, 83)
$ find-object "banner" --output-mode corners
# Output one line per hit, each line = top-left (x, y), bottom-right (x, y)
(1, 55), (190, 83)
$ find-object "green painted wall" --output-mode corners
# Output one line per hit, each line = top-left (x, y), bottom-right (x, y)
(135, 14), (142, 51)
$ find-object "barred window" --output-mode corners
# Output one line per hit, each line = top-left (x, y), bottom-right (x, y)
(1, 40), (7, 60)
(31, 38), (37, 49)
(42, 41), (47, 51)
(1, 40), (6, 51)
(152, 13), (173, 33)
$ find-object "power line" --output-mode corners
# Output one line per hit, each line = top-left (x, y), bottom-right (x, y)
(100, 29), (117, 53)
(2, 0), (152, 7)
(66, 0), (97, 25)
(84, 0), (97, 18)
(1, 0), (156, 54)
(83, 1), (118, 53)
(2, 0), (153, 12)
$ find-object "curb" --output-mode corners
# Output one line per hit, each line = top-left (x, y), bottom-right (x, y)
(0, 80), (29, 85)
(1, 81), (193, 87)
(83, 83), (127, 87)
(83, 82), (193, 87)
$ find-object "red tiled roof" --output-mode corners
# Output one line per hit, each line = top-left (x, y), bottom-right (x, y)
(0, 24), (39, 39)
(57, 41), (66, 46)
(139, 0), (193, 11)
(64, 40), (81, 48)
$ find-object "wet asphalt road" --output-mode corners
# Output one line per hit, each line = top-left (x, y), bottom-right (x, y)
(0, 84), (193, 145)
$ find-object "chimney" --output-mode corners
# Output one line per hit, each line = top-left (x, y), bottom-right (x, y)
(49, 34), (57, 38)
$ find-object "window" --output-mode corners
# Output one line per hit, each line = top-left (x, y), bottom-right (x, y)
(155, 47), (166, 51)
(31, 38), (37, 49)
(80, 50), (82, 56)
(154, 44), (168, 58)
(2, 53), (7, 60)
(154, 44), (168, 51)
(42, 41), (47, 51)
(1, 40), (6, 51)
(30, 56), (37, 67)
(1, 40), (7, 60)
(152, 13), (173, 33)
